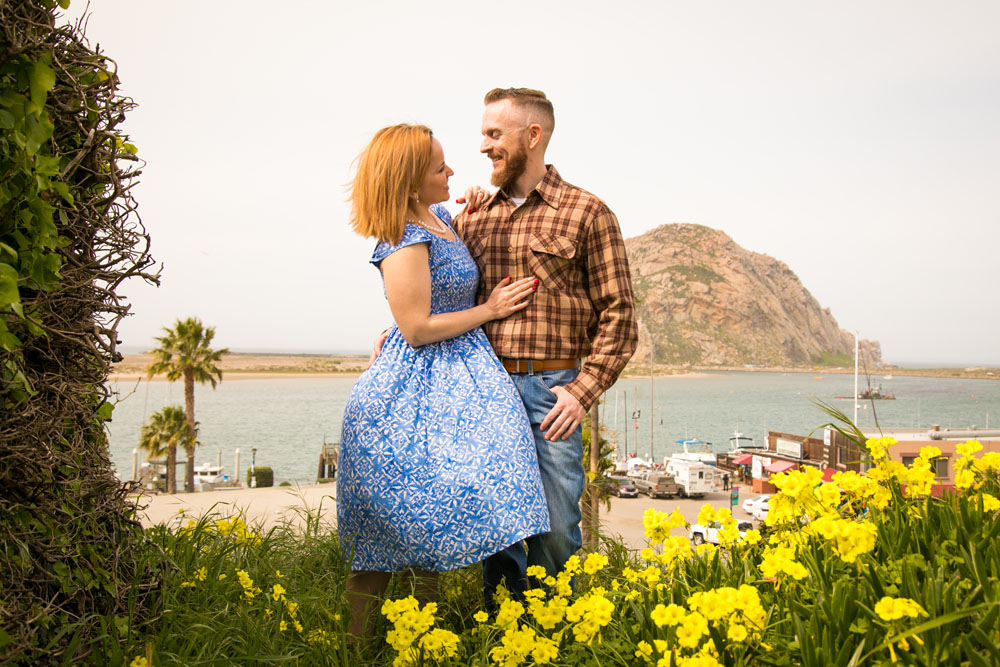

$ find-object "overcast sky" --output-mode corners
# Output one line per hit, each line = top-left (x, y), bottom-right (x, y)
(64, 1), (999, 365)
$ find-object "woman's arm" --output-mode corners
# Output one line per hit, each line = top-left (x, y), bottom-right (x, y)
(381, 243), (535, 347)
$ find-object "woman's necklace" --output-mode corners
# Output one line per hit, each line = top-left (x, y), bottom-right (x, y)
(406, 216), (450, 236)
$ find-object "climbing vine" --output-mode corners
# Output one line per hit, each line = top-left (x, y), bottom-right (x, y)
(1, 1), (159, 662)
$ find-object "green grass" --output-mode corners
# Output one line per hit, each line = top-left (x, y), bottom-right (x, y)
(94, 448), (1000, 667)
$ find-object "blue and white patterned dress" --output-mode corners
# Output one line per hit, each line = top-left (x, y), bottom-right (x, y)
(337, 207), (550, 572)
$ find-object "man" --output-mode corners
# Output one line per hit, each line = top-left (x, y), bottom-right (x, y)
(452, 88), (637, 603)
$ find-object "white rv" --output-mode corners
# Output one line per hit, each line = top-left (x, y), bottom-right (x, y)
(663, 457), (715, 498)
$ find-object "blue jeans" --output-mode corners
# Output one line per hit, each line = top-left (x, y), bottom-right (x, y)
(483, 368), (585, 607)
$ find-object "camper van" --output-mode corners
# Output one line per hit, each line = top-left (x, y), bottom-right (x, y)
(663, 457), (715, 498)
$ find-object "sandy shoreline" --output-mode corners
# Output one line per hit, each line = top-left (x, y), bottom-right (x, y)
(132, 482), (753, 552)
(112, 353), (998, 383)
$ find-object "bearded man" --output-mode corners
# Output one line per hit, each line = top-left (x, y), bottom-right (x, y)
(452, 88), (638, 604)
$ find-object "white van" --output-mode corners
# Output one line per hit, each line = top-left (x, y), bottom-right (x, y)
(663, 457), (715, 498)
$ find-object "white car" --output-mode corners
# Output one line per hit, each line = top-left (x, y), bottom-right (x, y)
(752, 499), (770, 521)
(690, 520), (755, 546)
(741, 494), (771, 515)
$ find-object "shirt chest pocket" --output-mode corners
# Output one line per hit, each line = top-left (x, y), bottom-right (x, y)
(528, 233), (578, 290)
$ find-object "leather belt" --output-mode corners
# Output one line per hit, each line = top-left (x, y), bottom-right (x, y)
(501, 358), (579, 374)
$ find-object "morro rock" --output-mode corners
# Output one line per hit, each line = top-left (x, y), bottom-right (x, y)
(624, 224), (880, 367)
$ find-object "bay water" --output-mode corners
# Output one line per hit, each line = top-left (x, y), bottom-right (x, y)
(105, 372), (999, 484)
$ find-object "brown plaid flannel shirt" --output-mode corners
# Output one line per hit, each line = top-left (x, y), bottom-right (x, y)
(453, 165), (637, 410)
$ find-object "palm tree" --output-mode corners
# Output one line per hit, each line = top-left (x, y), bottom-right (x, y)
(146, 318), (228, 493)
(138, 406), (198, 494)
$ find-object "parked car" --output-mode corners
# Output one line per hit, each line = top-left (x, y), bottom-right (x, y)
(604, 476), (639, 498)
(689, 520), (754, 546)
(633, 472), (681, 499)
(753, 499), (770, 521)
(741, 494), (772, 515)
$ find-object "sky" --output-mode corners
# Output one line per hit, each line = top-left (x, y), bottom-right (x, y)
(63, 1), (1000, 365)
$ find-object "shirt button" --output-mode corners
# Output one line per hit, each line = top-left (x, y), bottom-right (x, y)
(507, 246), (514, 253)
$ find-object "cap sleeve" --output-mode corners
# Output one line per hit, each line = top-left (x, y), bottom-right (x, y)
(369, 224), (436, 267)
(430, 203), (452, 226)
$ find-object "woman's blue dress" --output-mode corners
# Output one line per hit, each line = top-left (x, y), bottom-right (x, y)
(337, 207), (550, 572)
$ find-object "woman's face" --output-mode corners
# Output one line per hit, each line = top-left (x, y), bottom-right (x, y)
(415, 139), (453, 206)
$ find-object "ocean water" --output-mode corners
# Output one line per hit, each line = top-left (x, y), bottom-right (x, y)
(105, 372), (1000, 484)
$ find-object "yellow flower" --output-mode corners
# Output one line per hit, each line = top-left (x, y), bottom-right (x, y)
(279, 620), (288, 632)
(526, 565), (548, 579)
(583, 552), (609, 574)
(955, 468), (976, 490)
(531, 636), (559, 664)
(418, 628), (460, 660)
(271, 584), (286, 601)
(495, 599), (525, 628)
(675, 611), (708, 648)
(635, 640), (654, 660)
(697, 504), (719, 526)
(727, 624), (748, 642)
(473, 610), (489, 623)
(275, 569), (284, 578)
(217, 573), (227, 581)
(874, 596), (927, 621)
(919, 446), (942, 460)
(956, 440), (983, 457)
(129, 657), (149, 667)
(982, 494), (1000, 512)
(650, 603), (685, 626)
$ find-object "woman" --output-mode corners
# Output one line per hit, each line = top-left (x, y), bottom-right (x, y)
(338, 124), (550, 634)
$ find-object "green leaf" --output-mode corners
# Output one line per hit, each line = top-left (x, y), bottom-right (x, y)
(0, 109), (14, 129)
(24, 111), (54, 155)
(34, 154), (61, 176)
(0, 263), (19, 307)
(29, 59), (56, 107)
(0, 624), (12, 648)
(97, 402), (114, 421)
(58, 0), (71, 8)
(51, 181), (74, 205)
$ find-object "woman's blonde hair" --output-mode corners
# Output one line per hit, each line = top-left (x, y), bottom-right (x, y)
(350, 124), (433, 244)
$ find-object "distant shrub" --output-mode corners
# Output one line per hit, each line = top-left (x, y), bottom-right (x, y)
(278, 480), (291, 487)
(247, 466), (274, 488)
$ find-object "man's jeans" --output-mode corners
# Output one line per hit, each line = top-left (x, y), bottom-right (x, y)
(483, 368), (585, 606)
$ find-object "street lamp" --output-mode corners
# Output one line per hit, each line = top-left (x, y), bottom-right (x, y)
(251, 447), (257, 488)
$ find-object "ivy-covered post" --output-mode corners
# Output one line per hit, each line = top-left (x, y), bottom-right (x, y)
(0, 1), (158, 662)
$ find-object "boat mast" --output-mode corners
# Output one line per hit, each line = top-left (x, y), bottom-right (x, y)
(649, 341), (654, 462)
(853, 332), (859, 426)
(612, 391), (620, 462)
(623, 390), (628, 460)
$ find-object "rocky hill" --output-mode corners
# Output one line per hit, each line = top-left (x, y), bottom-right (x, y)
(624, 224), (881, 367)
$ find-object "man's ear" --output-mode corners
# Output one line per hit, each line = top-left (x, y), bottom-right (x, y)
(526, 123), (544, 150)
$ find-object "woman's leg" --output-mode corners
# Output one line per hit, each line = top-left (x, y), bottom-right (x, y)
(346, 571), (392, 636)
(399, 569), (439, 606)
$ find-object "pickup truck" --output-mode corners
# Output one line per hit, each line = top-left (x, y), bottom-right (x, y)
(689, 520), (754, 546)
(633, 473), (681, 499)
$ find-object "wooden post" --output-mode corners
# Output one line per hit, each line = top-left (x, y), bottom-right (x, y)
(583, 397), (602, 550)
(590, 398), (601, 544)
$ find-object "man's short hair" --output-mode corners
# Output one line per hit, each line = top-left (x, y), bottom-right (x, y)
(484, 87), (555, 135)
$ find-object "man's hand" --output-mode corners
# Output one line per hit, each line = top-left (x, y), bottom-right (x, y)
(366, 328), (390, 370)
(540, 386), (586, 441)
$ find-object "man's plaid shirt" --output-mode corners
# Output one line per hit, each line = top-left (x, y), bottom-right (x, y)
(453, 165), (637, 410)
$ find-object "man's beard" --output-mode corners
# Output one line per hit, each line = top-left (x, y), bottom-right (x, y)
(490, 140), (528, 191)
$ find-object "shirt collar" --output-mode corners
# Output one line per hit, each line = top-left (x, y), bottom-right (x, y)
(485, 165), (563, 210)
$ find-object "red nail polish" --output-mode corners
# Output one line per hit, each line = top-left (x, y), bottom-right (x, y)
(504, 274), (509, 281)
